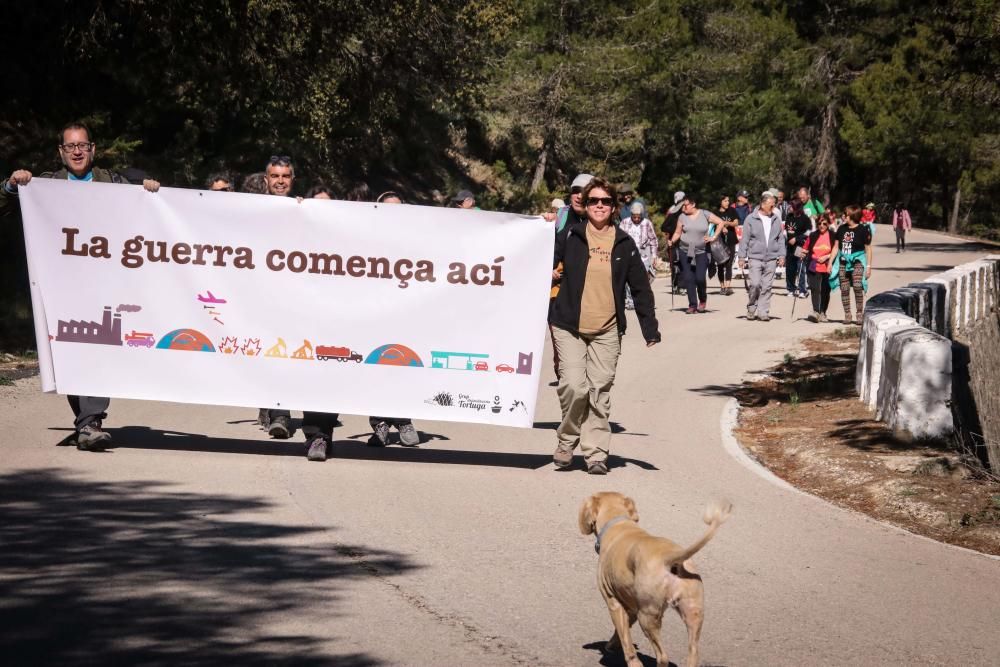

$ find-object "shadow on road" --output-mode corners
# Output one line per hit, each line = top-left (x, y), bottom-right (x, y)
(533, 421), (646, 436)
(689, 353), (857, 407)
(0, 468), (418, 665)
(888, 240), (998, 254)
(826, 418), (953, 453)
(59, 426), (558, 470)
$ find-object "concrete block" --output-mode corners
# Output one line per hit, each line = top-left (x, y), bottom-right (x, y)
(921, 277), (952, 336)
(877, 327), (954, 439)
(905, 282), (938, 329)
(858, 311), (918, 408)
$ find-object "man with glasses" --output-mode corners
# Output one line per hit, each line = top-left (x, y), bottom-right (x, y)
(258, 154), (340, 462)
(1, 121), (160, 450)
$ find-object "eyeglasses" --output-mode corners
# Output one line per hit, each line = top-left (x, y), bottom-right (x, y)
(586, 197), (614, 207)
(60, 142), (93, 152)
(570, 186), (583, 195)
(269, 155), (292, 166)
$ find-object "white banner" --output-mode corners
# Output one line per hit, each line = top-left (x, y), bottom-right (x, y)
(19, 180), (553, 427)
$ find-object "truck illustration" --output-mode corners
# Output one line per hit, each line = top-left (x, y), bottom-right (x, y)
(315, 345), (363, 363)
(124, 330), (155, 348)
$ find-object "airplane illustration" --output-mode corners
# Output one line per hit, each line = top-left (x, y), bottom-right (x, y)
(197, 291), (227, 304)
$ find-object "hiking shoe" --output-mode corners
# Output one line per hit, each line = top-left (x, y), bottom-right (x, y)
(747, 310), (758, 321)
(807, 312), (819, 323)
(685, 307), (697, 314)
(257, 408), (270, 430)
(697, 302), (707, 313)
(587, 460), (609, 475)
(553, 444), (575, 469)
(268, 415), (292, 439)
(818, 313), (828, 323)
(306, 433), (330, 462)
(397, 422), (420, 447)
(368, 420), (390, 447)
(76, 422), (111, 451)
(759, 314), (770, 322)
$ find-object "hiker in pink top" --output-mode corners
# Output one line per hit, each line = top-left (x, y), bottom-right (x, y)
(892, 202), (912, 253)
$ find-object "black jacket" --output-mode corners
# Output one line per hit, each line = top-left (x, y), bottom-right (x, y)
(550, 221), (661, 342)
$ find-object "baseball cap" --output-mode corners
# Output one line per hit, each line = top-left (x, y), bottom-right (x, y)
(630, 202), (644, 214)
(451, 189), (474, 202)
(673, 191), (685, 204)
(737, 189), (750, 198)
(570, 173), (594, 190)
(866, 202), (875, 208)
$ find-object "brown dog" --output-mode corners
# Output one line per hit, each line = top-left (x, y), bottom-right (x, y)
(578, 491), (732, 667)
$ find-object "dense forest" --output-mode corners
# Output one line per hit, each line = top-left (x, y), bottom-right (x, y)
(3, 0), (998, 229)
(1, 1), (998, 344)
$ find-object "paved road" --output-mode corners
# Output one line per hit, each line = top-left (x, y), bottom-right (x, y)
(2, 227), (998, 666)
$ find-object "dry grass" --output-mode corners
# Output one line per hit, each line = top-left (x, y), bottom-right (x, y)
(734, 329), (1000, 556)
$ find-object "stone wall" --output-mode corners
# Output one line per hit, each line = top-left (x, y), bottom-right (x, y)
(856, 256), (1000, 468)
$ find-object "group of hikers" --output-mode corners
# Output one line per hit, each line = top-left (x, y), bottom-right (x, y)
(2, 121), (911, 475)
(614, 185), (912, 325)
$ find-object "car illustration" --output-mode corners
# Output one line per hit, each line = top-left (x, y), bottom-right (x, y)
(474, 361), (489, 371)
(495, 363), (515, 373)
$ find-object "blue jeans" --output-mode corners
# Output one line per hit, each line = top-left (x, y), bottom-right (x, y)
(678, 252), (709, 308)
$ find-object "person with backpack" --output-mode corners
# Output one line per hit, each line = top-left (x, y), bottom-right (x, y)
(669, 195), (727, 314)
(549, 177), (660, 475)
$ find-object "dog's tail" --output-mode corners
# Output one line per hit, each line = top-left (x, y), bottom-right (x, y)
(666, 500), (733, 566)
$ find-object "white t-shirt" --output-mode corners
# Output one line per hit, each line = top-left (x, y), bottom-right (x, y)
(759, 213), (773, 242)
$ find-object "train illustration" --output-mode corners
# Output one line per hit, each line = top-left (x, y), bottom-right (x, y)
(315, 345), (363, 363)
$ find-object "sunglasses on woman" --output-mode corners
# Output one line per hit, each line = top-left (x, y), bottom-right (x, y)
(586, 197), (614, 207)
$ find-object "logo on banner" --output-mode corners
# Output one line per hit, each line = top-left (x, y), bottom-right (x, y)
(426, 391), (455, 407)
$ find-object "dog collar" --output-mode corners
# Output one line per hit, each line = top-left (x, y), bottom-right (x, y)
(594, 515), (632, 554)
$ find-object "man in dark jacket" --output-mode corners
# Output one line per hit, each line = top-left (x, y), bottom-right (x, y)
(1, 121), (160, 450)
(784, 201), (812, 298)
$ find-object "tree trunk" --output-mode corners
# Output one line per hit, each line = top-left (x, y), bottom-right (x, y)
(530, 141), (549, 194)
(948, 182), (962, 235)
